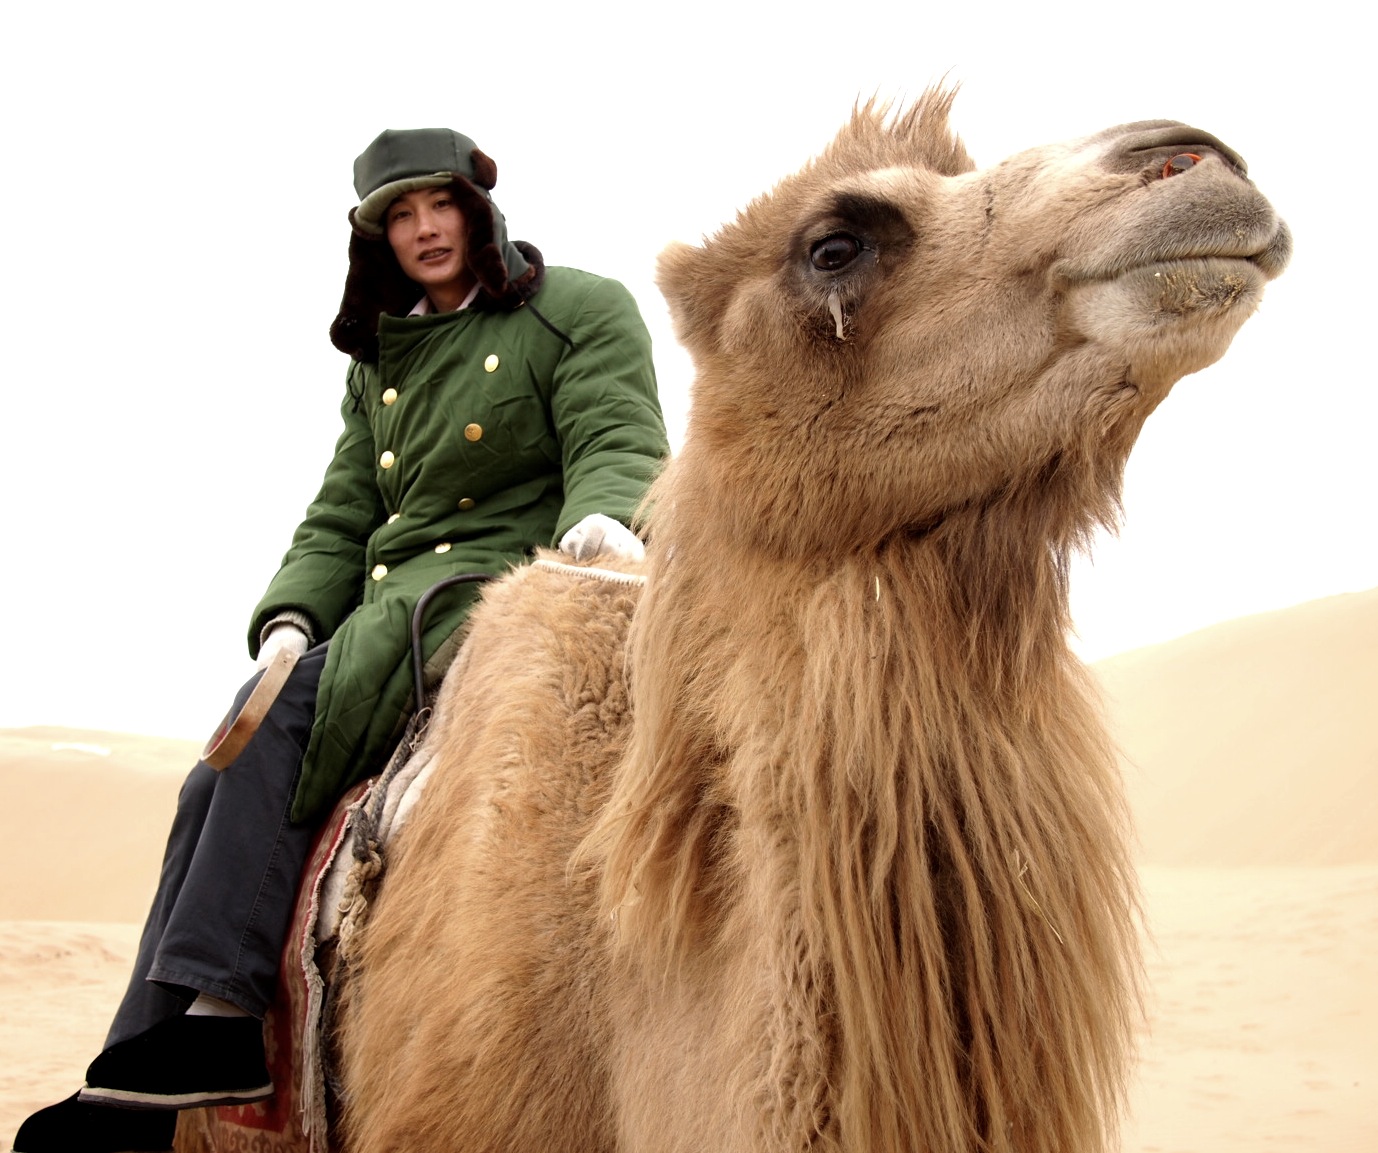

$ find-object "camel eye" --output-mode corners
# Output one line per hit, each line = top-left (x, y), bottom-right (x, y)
(1161, 153), (1202, 179)
(810, 233), (863, 271)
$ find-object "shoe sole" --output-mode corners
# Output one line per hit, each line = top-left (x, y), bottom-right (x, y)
(76, 1083), (273, 1109)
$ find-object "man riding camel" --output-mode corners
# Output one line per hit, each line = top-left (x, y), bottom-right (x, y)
(12, 126), (668, 1153)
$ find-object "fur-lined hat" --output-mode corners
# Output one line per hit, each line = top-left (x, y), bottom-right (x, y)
(330, 128), (543, 361)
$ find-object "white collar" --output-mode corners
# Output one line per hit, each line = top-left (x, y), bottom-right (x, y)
(408, 281), (482, 316)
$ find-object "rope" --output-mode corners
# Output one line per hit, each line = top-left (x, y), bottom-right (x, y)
(532, 557), (647, 586)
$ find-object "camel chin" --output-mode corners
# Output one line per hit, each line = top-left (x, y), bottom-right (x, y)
(1067, 255), (1276, 395)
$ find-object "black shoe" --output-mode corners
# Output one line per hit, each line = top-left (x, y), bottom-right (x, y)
(11, 1092), (176, 1153)
(77, 1014), (273, 1109)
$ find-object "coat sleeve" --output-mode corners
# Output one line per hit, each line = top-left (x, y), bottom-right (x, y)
(247, 374), (387, 658)
(548, 276), (669, 541)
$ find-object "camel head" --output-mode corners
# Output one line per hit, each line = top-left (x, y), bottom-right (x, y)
(656, 89), (1291, 557)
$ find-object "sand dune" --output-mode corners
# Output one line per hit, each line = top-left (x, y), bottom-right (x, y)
(0, 922), (139, 1139)
(0, 729), (195, 922)
(1124, 865), (1376, 1152)
(1, 590), (1374, 1148)
(1097, 588), (1377, 866)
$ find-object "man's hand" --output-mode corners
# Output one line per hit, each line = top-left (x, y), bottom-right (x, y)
(256, 623), (309, 670)
(558, 513), (645, 563)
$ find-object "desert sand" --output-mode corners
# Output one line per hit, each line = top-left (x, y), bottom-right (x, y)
(1, 589), (1374, 1149)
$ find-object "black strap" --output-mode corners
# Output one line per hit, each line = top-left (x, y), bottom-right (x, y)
(523, 300), (576, 350)
(410, 573), (495, 706)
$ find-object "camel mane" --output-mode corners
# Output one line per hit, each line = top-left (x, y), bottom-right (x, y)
(587, 483), (1140, 1152)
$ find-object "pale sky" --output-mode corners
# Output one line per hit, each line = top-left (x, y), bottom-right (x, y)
(1, 0), (1372, 740)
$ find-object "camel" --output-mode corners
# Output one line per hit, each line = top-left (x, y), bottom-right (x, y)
(189, 89), (1292, 1153)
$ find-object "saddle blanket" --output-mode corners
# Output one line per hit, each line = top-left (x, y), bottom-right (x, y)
(175, 737), (441, 1153)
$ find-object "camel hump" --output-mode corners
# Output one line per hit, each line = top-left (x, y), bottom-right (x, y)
(458, 550), (645, 656)
(424, 550), (646, 764)
(474, 553), (646, 644)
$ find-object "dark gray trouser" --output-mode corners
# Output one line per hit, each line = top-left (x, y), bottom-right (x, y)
(104, 644), (328, 1048)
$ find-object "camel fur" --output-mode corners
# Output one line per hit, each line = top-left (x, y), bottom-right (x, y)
(318, 90), (1291, 1153)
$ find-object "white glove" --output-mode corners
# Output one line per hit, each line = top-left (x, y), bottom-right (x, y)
(256, 622), (309, 670)
(558, 513), (645, 563)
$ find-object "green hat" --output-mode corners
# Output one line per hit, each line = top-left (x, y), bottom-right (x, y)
(352, 128), (484, 235)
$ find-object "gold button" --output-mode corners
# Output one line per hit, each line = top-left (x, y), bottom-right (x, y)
(386, 512), (400, 524)
(379, 450), (395, 468)
(464, 424), (483, 442)
(382, 387), (398, 406)
(457, 498), (475, 511)
(434, 542), (452, 554)
(371, 564), (388, 581)
(484, 354), (499, 373)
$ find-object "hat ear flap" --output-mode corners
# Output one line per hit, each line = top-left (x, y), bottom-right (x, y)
(330, 228), (419, 360)
(449, 177), (507, 294)
(468, 148), (498, 190)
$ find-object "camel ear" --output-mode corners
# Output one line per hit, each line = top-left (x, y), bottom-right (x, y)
(655, 240), (714, 339)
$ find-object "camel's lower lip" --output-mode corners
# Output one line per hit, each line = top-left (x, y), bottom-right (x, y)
(1112, 258), (1266, 315)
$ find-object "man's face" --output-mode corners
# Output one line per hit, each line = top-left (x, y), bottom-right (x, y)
(385, 186), (472, 301)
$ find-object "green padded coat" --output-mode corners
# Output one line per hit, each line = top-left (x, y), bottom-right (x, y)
(249, 267), (667, 822)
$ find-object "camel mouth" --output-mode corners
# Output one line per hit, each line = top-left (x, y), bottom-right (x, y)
(1062, 247), (1277, 290)
(1133, 253), (1264, 278)
(1131, 241), (1285, 278)
(1061, 213), (1293, 289)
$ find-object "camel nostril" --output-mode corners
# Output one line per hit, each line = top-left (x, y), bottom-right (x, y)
(1161, 153), (1203, 179)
